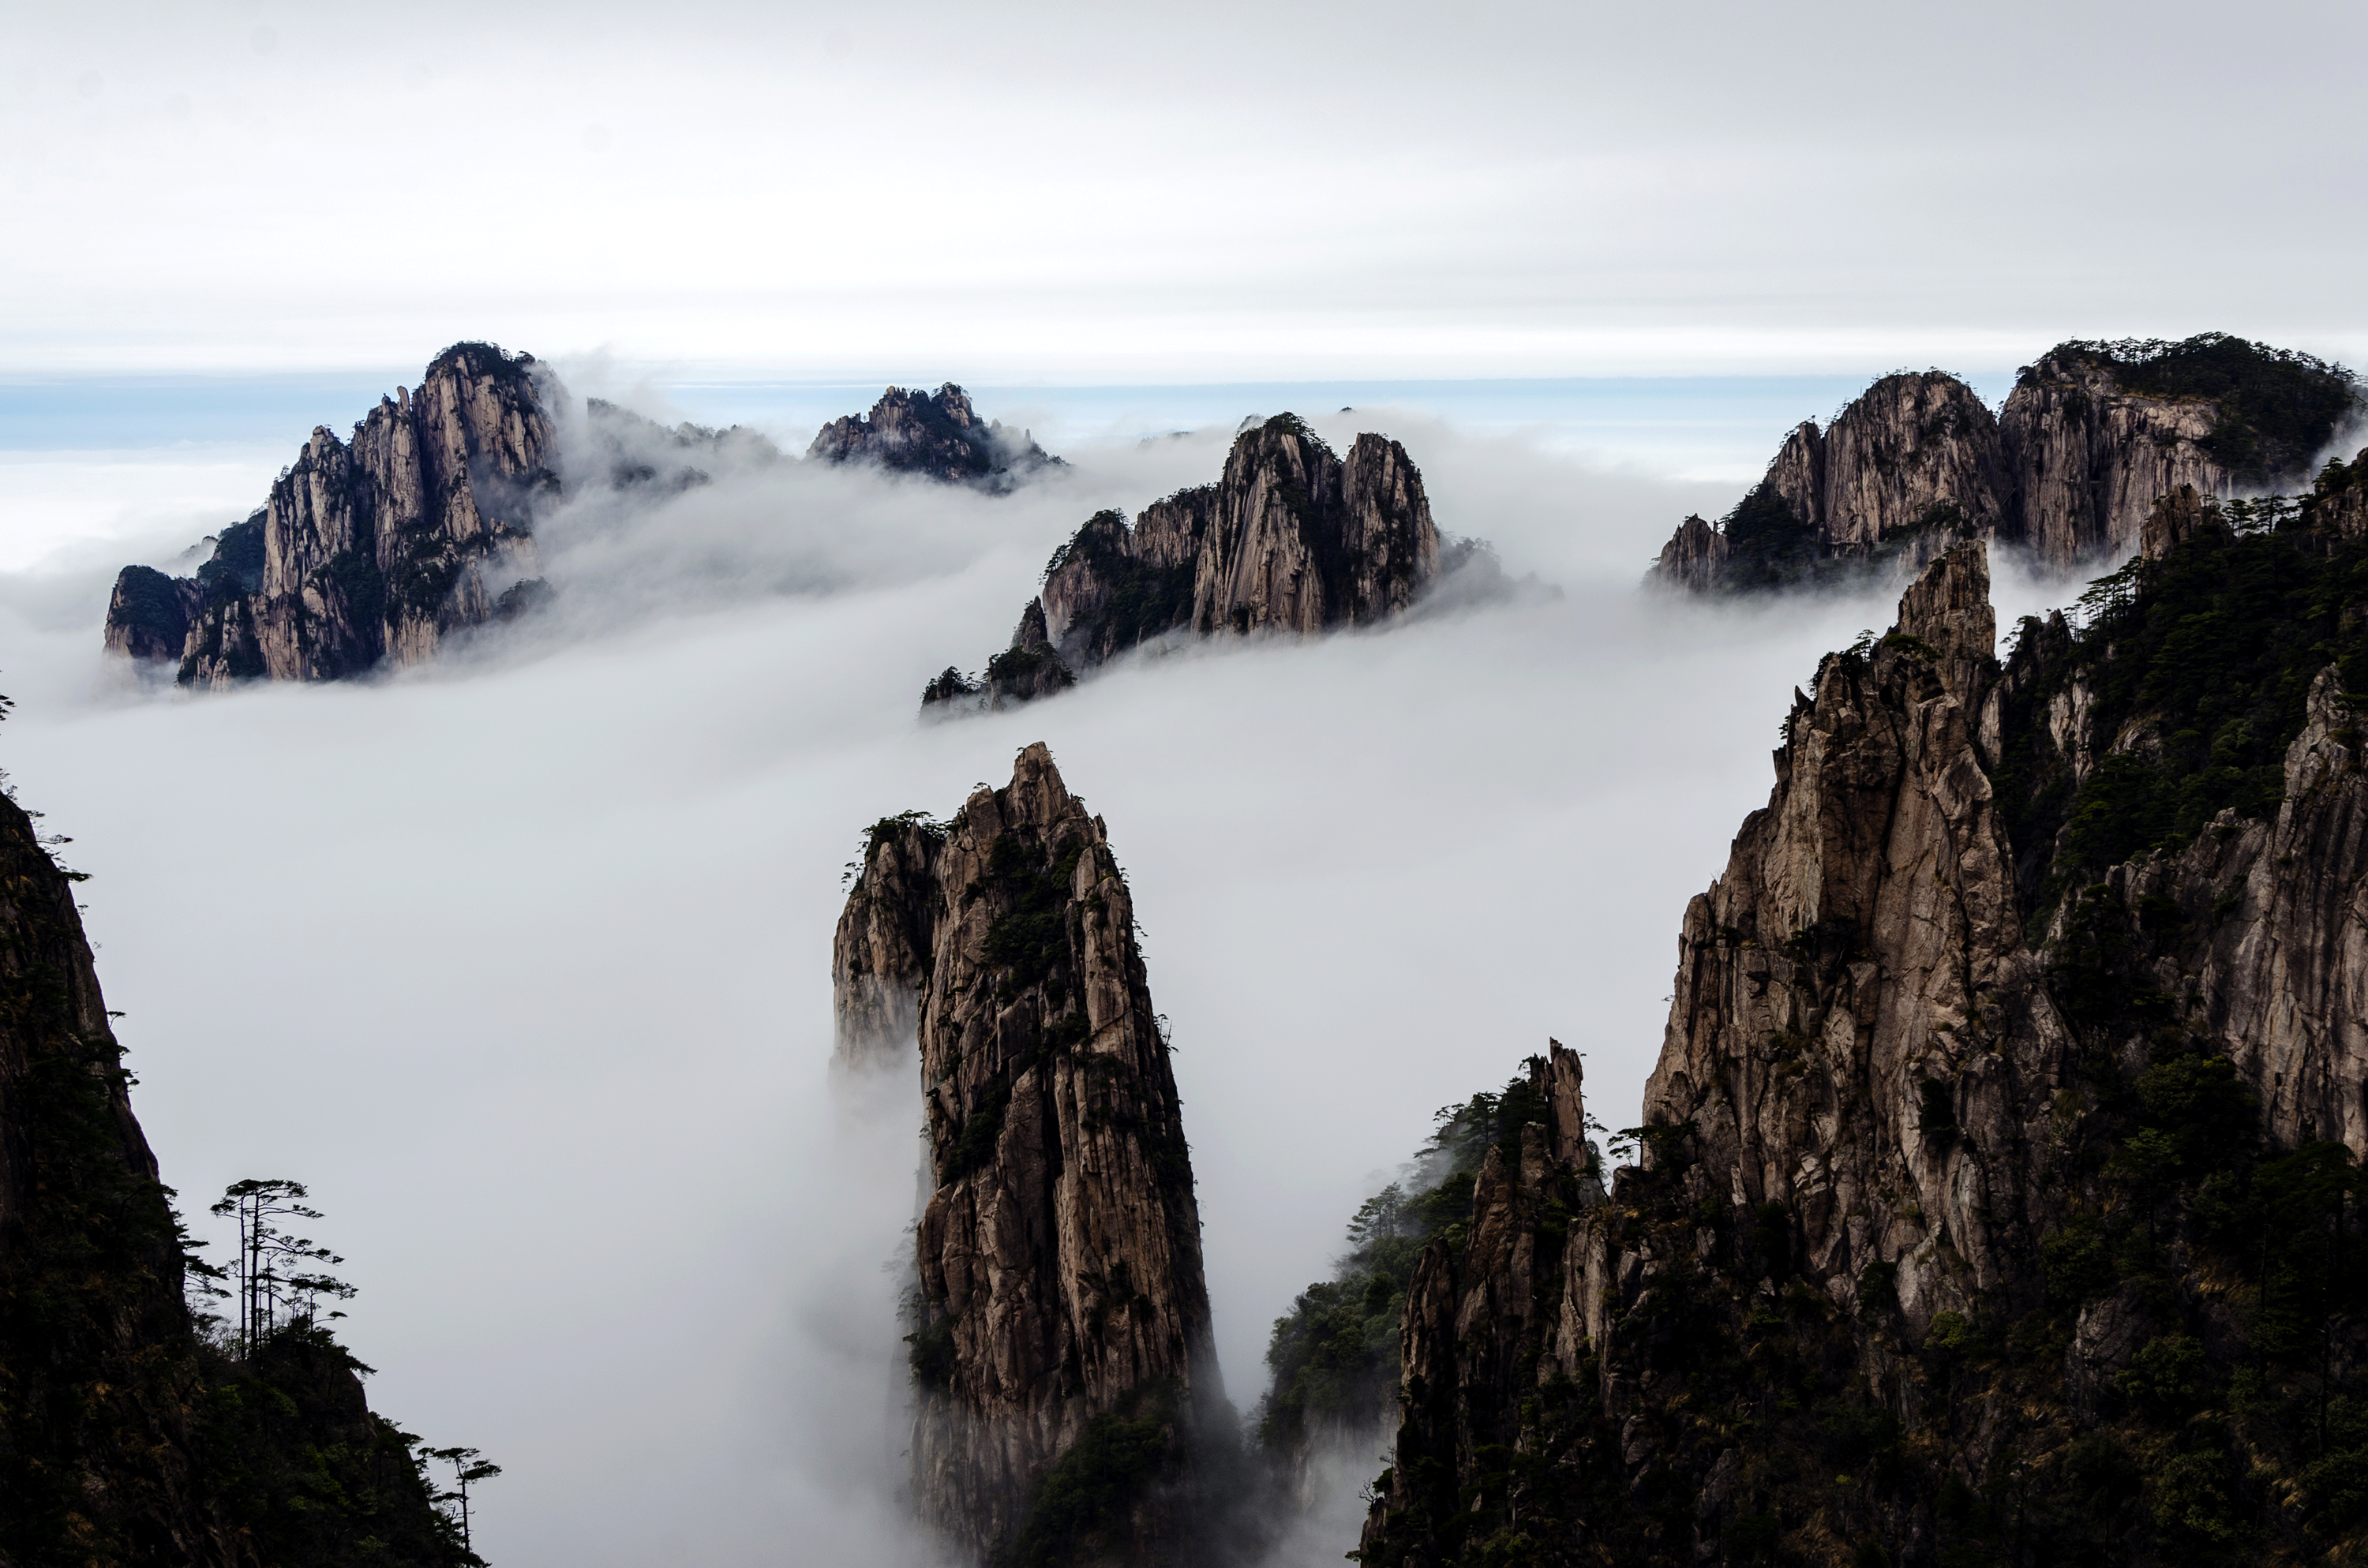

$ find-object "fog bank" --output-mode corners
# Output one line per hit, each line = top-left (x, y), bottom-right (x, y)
(0, 411), (2073, 1562)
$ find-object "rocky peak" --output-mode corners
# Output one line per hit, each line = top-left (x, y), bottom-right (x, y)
(1650, 332), (2362, 593)
(1361, 503), (2368, 1562)
(833, 744), (1226, 1563)
(103, 341), (556, 687)
(804, 383), (1059, 488)
(923, 415), (1441, 713)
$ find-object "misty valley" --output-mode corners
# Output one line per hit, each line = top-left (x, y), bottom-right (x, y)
(11, 334), (2368, 1568)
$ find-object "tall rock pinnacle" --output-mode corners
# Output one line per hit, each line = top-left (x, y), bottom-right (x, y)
(832, 744), (1227, 1565)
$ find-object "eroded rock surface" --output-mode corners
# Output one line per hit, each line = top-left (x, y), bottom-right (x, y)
(1359, 526), (2368, 1565)
(104, 342), (556, 687)
(832, 744), (1226, 1564)
(807, 383), (1058, 488)
(925, 415), (1440, 712)
(1650, 333), (2361, 592)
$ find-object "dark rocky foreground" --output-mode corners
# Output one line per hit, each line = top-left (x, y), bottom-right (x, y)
(1651, 333), (2362, 593)
(0, 780), (467, 1565)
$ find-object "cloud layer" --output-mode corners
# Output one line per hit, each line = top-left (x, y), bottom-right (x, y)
(0, 407), (2081, 1563)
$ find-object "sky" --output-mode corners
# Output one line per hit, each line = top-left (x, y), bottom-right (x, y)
(6, 0), (2367, 381)
(6, 0), (2368, 1562)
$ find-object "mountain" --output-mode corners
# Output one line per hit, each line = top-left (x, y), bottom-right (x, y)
(103, 343), (556, 687)
(0, 776), (466, 1565)
(1354, 452), (2368, 1564)
(1650, 333), (2362, 591)
(806, 384), (1060, 488)
(101, 347), (791, 688)
(922, 415), (1441, 713)
(833, 745), (1236, 1565)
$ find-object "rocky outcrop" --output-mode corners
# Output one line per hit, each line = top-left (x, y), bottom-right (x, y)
(105, 342), (556, 687)
(832, 745), (1227, 1564)
(1999, 349), (2239, 565)
(807, 384), (1059, 489)
(1650, 333), (2361, 591)
(1647, 514), (1726, 592)
(0, 777), (462, 1565)
(1360, 516), (2368, 1565)
(924, 416), (1441, 712)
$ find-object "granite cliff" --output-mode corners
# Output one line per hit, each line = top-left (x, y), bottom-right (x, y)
(104, 342), (556, 687)
(100, 346), (801, 688)
(923, 415), (1441, 713)
(0, 768), (467, 1565)
(832, 744), (1235, 1566)
(807, 384), (1059, 489)
(1354, 467), (2368, 1565)
(1652, 333), (2361, 591)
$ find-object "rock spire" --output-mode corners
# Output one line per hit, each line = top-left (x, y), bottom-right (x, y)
(832, 744), (1229, 1565)
(1360, 509), (2368, 1562)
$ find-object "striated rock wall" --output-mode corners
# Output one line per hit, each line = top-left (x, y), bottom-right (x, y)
(1648, 514), (1726, 593)
(832, 745), (1225, 1564)
(929, 416), (1440, 712)
(807, 383), (1058, 489)
(1999, 351), (2235, 566)
(105, 342), (556, 687)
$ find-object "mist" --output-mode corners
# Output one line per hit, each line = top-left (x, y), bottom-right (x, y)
(0, 406), (2082, 1563)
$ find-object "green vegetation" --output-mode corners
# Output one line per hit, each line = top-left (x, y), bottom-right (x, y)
(0, 779), (484, 1566)
(2036, 333), (2362, 483)
(1721, 484), (1828, 590)
(1040, 510), (1198, 658)
(1991, 477), (2368, 918)
(1000, 1380), (1183, 1568)
(1259, 1068), (1570, 1459)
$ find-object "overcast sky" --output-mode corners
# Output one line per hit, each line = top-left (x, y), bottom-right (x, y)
(8, 0), (2366, 380)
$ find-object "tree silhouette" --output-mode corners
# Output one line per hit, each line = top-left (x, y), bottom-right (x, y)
(424, 1445), (503, 1559)
(208, 1177), (355, 1352)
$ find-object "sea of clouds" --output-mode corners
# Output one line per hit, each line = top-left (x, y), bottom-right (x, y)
(0, 391), (2085, 1564)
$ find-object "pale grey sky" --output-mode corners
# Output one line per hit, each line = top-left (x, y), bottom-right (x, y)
(8, 0), (2364, 379)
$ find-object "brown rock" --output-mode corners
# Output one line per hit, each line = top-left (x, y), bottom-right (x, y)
(832, 745), (1224, 1562)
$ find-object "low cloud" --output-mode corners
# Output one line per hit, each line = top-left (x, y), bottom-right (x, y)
(0, 410), (1998, 1564)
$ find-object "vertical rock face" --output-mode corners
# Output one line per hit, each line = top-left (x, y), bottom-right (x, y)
(1998, 350), (2235, 565)
(1355, 1046), (1601, 1564)
(1360, 520), (2368, 1564)
(1802, 372), (2013, 554)
(104, 342), (556, 687)
(832, 745), (1223, 1564)
(1649, 333), (2361, 591)
(806, 384), (1059, 488)
(927, 416), (1440, 711)
(1647, 515), (1726, 592)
